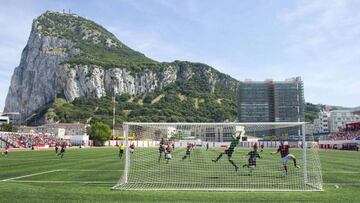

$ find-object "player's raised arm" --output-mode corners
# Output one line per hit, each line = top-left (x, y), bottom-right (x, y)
(271, 147), (280, 154)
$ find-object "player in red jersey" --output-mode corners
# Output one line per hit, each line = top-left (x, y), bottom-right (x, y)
(271, 141), (299, 175)
(165, 144), (173, 164)
(57, 142), (67, 158)
(129, 143), (135, 154)
(3, 145), (9, 156)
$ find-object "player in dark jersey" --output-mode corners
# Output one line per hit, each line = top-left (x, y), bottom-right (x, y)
(55, 143), (59, 154)
(158, 144), (166, 161)
(243, 144), (261, 176)
(158, 138), (166, 162)
(260, 144), (264, 152)
(182, 143), (192, 161)
(212, 131), (242, 171)
(57, 143), (66, 159)
(272, 141), (299, 175)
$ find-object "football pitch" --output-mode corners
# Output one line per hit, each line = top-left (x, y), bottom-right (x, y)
(0, 147), (359, 203)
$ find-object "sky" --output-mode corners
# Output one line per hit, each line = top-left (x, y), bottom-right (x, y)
(0, 0), (359, 110)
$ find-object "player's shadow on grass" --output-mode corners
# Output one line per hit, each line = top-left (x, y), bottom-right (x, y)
(204, 176), (220, 179)
(237, 174), (285, 179)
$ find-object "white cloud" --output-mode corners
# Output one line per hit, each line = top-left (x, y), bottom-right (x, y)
(0, 1), (38, 110)
(275, 0), (360, 107)
(106, 25), (194, 62)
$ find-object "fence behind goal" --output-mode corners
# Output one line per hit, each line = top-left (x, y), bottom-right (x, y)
(113, 122), (323, 191)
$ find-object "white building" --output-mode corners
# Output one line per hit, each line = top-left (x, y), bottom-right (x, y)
(313, 110), (330, 134)
(18, 123), (90, 146)
(305, 123), (314, 135)
(191, 126), (245, 142)
(328, 110), (360, 133)
(40, 123), (89, 136)
(0, 115), (10, 125)
(18, 123), (89, 136)
(166, 127), (177, 138)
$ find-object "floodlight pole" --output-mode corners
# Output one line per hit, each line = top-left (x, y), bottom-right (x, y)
(112, 94), (115, 138)
(112, 78), (116, 139)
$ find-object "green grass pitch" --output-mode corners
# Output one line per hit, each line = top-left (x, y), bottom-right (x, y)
(0, 147), (359, 202)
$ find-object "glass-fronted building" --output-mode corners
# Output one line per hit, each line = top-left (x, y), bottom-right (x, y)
(238, 81), (274, 122)
(238, 77), (305, 137)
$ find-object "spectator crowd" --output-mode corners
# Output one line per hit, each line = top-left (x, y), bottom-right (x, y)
(324, 125), (360, 141)
(0, 132), (63, 148)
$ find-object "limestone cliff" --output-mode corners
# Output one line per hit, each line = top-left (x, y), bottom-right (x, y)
(4, 11), (238, 122)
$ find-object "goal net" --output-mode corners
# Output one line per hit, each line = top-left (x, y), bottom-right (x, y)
(112, 122), (322, 191)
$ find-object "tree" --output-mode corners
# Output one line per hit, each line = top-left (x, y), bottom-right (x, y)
(0, 124), (17, 132)
(86, 122), (111, 145)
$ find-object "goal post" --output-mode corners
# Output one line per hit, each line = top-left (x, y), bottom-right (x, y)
(113, 122), (323, 191)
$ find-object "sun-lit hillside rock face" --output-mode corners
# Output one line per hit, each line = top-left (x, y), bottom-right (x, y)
(4, 11), (238, 121)
(4, 15), (80, 117)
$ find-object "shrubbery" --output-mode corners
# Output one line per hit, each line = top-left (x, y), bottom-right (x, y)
(86, 122), (111, 145)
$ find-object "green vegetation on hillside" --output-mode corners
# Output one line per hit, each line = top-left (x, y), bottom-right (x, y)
(37, 11), (158, 70)
(305, 102), (321, 122)
(43, 96), (321, 126)
(45, 76), (238, 126)
(32, 12), (322, 126)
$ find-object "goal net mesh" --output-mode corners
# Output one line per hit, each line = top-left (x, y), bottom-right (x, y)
(113, 122), (322, 191)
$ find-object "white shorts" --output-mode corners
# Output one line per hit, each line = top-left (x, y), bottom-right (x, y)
(165, 153), (172, 160)
(281, 154), (295, 164)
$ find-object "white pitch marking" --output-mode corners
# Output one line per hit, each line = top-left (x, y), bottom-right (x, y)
(325, 183), (360, 186)
(1, 169), (61, 182)
(4, 180), (116, 184)
(61, 169), (123, 172)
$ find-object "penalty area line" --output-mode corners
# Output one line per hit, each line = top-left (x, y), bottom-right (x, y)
(1, 169), (61, 182)
(325, 183), (360, 186)
(4, 180), (117, 184)
(60, 169), (123, 172)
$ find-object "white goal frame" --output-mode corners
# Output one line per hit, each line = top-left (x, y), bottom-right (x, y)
(112, 122), (323, 192)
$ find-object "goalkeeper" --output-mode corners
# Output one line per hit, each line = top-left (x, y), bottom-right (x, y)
(212, 131), (242, 171)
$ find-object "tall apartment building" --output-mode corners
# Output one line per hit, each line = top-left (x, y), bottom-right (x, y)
(237, 77), (305, 137)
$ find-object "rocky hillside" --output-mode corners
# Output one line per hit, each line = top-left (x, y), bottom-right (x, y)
(4, 11), (239, 125)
